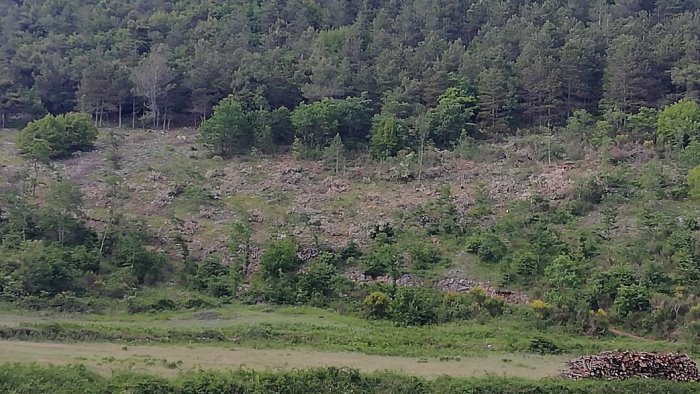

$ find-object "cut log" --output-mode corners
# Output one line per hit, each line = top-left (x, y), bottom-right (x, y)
(562, 351), (700, 382)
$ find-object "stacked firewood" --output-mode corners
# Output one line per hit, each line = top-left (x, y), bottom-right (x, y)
(562, 351), (700, 382)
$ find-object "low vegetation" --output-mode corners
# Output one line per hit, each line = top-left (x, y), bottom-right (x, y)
(1, 364), (699, 394)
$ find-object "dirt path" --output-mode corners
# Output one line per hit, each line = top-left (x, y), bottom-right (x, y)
(609, 328), (652, 342)
(0, 340), (566, 379)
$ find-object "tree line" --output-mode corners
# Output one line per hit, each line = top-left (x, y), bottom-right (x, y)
(2, 0), (700, 131)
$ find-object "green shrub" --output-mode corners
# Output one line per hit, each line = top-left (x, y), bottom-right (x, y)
(370, 113), (410, 158)
(390, 286), (441, 326)
(614, 284), (651, 317)
(0, 241), (94, 296)
(126, 297), (178, 314)
(409, 242), (446, 270)
(18, 112), (97, 158)
(438, 292), (478, 322)
(107, 371), (174, 393)
(465, 233), (507, 263)
(260, 238), (301, 279)
(657, 98), (700, 150)
(298, 259), (338, 301)
(291, 96), (372, 149)
(363, 291), (390, 319)
(362, 243), (399, 278)
(13, 294), (103, 314)
(687, 164), (700, 199)
(197, 96), (254, 157)
(528, 336), (564, 355)
(572, 175), (607, 204)
(0, 364), (106, 393)
(190, 258), (239, 298)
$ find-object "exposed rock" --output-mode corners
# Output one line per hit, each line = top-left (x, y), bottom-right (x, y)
(146, 170), (165, 182)
(248, 209), (264, 223)
(346, 271), (421, 286)
(181, 220), (199, 235)
(436, 277), (530, 304)
(205, 168), (224, 178)
(298, 246), (320, 262)
(322, 176), (349, 193)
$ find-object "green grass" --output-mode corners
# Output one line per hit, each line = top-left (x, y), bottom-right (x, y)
(0, 340), (569, 378)
(0, 303), (692, 358)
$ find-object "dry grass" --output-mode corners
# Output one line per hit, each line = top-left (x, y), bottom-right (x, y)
(0, 340), (568, 379)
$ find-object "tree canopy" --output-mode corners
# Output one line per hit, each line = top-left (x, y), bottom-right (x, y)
(1, 0), (700, 133)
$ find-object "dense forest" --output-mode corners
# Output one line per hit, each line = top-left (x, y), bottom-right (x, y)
(1, 0), (700, 132)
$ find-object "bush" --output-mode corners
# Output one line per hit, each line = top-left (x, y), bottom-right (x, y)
(465, 233), (507, 263)
(112, 233), (167, 285)
(18, 112), (97, 158)
(260, 238), (301, 279)
(197, 96), (254, 157)
(0, 364), (106, 393)
(363, 291), (390, 319)
(438, 292), (478, 322)
(291, 96), (372, 149)
(370, 113), (410, 158)
(687, 165), (700, 199)
(389, 286), (441, 326)
(298, 259), (338, 301)
(614, 284), (651, 318)
(362, 243), (399, 278)
(657, 98), (700, 150)
(190, 258), (238, 298)
(409, 242), (446, 270)
(0, 241), (94, 296)
(528, 336), (564, 355)
(126, 297), (178, 313)
(107, 372), (174, 393)
(17, 293), (106, 313)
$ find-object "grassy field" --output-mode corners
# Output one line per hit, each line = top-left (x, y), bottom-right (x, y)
(0, 340), (568, 378)
(0, 304), (692, 361)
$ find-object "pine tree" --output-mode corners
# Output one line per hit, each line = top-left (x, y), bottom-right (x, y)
(323, 133), (345, 175)
(477, 63), (517, 132)
(602, 34), (663, 112)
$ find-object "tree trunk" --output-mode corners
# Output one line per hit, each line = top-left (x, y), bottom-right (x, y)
(335, 150), (340, 175)
(99, 101), (105, 127)
(99, 221), (109, 255)
(22, 212), (27, 241)
(132, 98), (136, 129)
(58, 221), (64, 245)
(418, 137), (425, 183)
(118, 102), (123, 129)
(32, 159), (38, 197)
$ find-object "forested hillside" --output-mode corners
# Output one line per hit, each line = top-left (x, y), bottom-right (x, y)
(2, 0), (700, 131)
(0, 0), (700, 386)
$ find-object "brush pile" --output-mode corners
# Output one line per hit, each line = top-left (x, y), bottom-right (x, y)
(562, 351), (700, 382)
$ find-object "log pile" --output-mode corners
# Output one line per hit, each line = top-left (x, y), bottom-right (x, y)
(562, 351), (700, 382)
